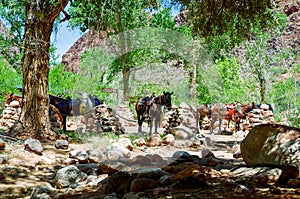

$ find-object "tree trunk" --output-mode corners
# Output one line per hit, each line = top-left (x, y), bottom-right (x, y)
(117, 9), (130, 99)
(259, 74), (266, 103)
(189, 64), (197, 101)
(9, 0), (68, 141)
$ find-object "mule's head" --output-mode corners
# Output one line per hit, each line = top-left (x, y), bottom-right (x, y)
(163, 91), (173, 111)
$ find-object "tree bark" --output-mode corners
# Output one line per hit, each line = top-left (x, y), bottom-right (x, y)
(10, 0), (69, 141)
(117, 8), (130, 99)
(189, 64), (197, 101)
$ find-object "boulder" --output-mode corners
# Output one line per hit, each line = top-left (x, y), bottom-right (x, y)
(146, 134), (162, 147)
(162, 134), (175, 146)
(24, 138), (43, 155)
(241, 124), (299, 168)
(55, 165), (87, 188)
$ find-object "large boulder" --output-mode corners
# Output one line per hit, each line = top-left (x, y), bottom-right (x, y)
(240, 124), (299, 168)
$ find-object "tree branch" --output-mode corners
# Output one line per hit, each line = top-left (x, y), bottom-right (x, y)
(59, 9), (71, 23)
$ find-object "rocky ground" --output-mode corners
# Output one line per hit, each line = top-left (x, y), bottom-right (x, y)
(0, 105), (299, 199)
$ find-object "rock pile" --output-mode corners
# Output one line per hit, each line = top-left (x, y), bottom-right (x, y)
(162, 102), (199, 139)
(0, 100), (21, 128)
(246, 104), (275, 130)
(75, 104), (123, 134)
(0, 100), (63, 130)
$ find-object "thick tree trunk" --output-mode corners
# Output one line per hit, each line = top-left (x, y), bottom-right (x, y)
(9, 0), (68, 141)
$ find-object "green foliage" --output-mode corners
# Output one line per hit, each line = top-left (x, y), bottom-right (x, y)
(0, 58), (22, 113)
(0, 0), (25, 41)
(49, 64), (77, 97)
(269, 67), (288, 77)
(268, 78), (300, 127)
(196, 83), (212, 104)
(149, 8), (175, 29)
(293, 64), (300, 74)
(71, 48), (119, 104)
(181, 0), (274, 39)
(68, 0), (158, 32)
(215, 57), (247, 103)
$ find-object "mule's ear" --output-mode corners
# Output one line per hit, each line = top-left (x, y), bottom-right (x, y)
(163, 91), (166, 94)
(171, 92), (173, 95)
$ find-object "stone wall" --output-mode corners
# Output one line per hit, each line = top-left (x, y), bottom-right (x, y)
(0, 100), (62, 130)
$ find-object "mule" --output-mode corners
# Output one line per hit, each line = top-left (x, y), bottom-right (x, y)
(209, 103), (227, 134)
(49, 95), (68, 131)
(49, 95), (82, 131)
(223, 102), (256, 132)
(231, 102), (256, 131)
(77, 92), (105, 131)
(49, 104), (64, 129)
(136, 91), (173, 135)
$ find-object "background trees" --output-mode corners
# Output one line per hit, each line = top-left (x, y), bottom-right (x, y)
(0, 0), (299, 137)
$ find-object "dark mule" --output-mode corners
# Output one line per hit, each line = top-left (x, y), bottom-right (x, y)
(94, 96), (104, 107)
(49, 95), (69, 131)
(49, 95), (82, 131)
(136, 91), (173, 135)
(49, 104), (64, 129)
(197, 104), (211, 130)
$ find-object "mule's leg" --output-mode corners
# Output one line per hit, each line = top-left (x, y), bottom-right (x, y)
(209, 116), (216, 134)
(154, 116), (160, 134)
(199, 116), (203, 130)
(62, 114), (67, 132)
(137, 115), (143, 133)
(218, 116), (222, 134)
(149, 118), (153, 135)
(227, 118), (231, 130)
(235, 117), (240, 132)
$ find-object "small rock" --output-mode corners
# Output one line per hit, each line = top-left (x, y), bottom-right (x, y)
(146, 134), (162, 147)
(63, 158), (78, 165)
(133, 138), (146, 147)
(87, 149), (106, 163)
(118, 138), (133, 151)
(130, 178), (158, 192)
(162, 134), (175, 146)
(287, 178), (300, 187)
(269, 185), (282, 194)
(0, 140), (5, 150)
(59, 134), (69, 140)
(201, 149), (215, 158)
(234, 184), (251, 194)
(106, 142), (131, 161)
(24, 137), (43, 155)
(54, 140), (69, 150)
